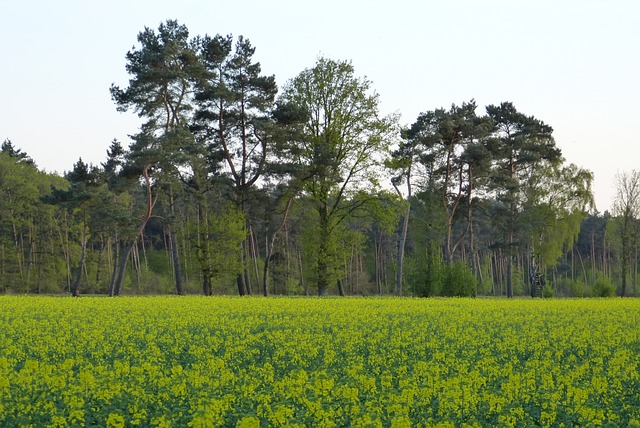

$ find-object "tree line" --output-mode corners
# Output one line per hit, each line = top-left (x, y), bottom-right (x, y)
(2, 20), (637, 297)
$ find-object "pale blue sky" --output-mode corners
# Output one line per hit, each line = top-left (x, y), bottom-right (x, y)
(1, 0), (638, 211)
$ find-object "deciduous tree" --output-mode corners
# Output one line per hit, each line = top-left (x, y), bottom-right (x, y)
(610, 170), (640, 296)
(277, 58), (397, 295)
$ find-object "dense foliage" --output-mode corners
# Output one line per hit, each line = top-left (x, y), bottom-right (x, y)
(2, 296), (640, 426)
(5, 19), (639, 298)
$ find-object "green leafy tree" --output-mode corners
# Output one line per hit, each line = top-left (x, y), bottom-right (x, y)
(193, 34), (277, 295)
(521, 162), (594, 294)
(277, 58), (397, 295)
(1, 139), (34, 166)
(111, 20), (205, 295)
(188, 202), (246, 295)
(406, 101), (493, 264)
(0, 150), (68, 293)
(486, 102), (561, 297)
(45, 158), (100, 296)
(387, 133), (416, 296)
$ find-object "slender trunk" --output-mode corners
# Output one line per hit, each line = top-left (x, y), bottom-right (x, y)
(603, 232), (608, 278)
(237, 228), (248, 295)
(591, 230), (596, 284)
(11, 217), (24, 283)
(396, 202), (411, 296)
(197, 202), (214, 296)
(263, 197), (294, 296)
(168, 191), (184, 295)
(71, 215), (88, 297)
(112, 164), (155, 296)
(393, 165), (413, 296)
(635, 244), (638, 296)
(236, 210), (248, 296)
(466, 166), (477, 282)
(476, 251), (484, 293)
(376, 233), (382, 295)
(250, 226), (260, 292)
(576, 248), (589, 290)
(95, 238), (104, 287)
(108, 239), (119, 296)
(506, 217), (514, 298)
(132, 242), (141, 291)
(621, 248), (628, 297)
(299, 247), (307, 296)
(61, 212), (72, 291)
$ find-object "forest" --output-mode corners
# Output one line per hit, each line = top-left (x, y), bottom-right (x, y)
(1, 20), (637, 298)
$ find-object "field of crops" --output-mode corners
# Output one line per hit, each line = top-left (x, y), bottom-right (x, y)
(1, 296), (640, 427)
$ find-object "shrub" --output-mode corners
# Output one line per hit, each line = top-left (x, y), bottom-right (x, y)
(442, 262), (477, 297)
(593, 278), (616, 297)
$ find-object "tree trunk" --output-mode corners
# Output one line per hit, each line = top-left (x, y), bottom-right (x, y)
(108, 240), (119, 296)
(621, 249), (628, 297)
(591, 230), (596, 285)
(506, 222), (514, 298)
(396, 202), (410, 296)
(249, 226), (260, 291)
(376, 233), (383, 295)
(317, 205), (330, 296)
(236, 273), (246, 296)
(169, 230), (184, 294)
(112, 240), (135, 296)
(71, 216), (88, 297)
(111, 164), (155, 296)
(263, 197), (294, 297)
(317, 258), (329, 296)
(168, 191), (184, 295)
(202, 268), (212, 296)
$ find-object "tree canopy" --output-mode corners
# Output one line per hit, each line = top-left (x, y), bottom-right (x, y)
(6, 19), (630, 298)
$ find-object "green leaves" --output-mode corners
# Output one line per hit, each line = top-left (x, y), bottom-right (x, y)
(277, 58), (398, 293)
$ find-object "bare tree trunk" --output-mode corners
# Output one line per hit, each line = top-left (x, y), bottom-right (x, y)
(263, 197), (293, 296)
(299, 247), (307, 296)
(591, 230), (596, 284)
(108, 239), (119, 296)
(168, 191), (184, 295)
(248, 226), (260, 290)
(71, 216), (88, 297)
(396, 203), (410, 296)
(317, 205), (330, 296)
(337, 278), (345, 297)
(112, 240), (134, 296)
(393, 173), (412, 296)
(236, 236), (247, 296)
(112, 165), (155, 296)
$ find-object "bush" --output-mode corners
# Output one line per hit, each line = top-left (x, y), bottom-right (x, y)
(556, 277), (587, 297)
(592, 278), (616, 297)
(442, 262), (477, 297)
(569, 279), (586, 298)
(406, 244), (444, 297)
(542, 285), (554, 298)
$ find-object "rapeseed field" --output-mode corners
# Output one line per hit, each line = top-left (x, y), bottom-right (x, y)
(1, 296), (639, 427)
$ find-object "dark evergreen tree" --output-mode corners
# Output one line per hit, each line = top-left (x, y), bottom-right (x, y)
(486, 102), (561, 297)
(111, 20), (205, 295)
(193, 34), (277, 295)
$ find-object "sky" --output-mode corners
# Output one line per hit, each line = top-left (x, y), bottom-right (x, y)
(1, 0), (638, 212)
